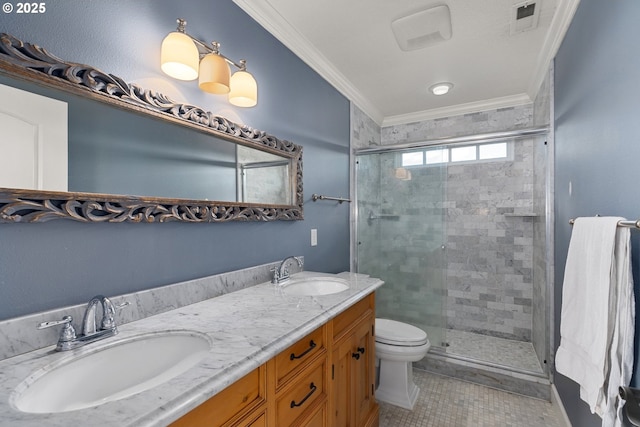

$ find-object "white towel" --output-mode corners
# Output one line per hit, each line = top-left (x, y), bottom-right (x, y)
(602, 224), (635, 427)
(555, 217), (635, 427)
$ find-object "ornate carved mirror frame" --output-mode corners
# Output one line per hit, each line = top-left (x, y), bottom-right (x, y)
(0, 33), (303, 223)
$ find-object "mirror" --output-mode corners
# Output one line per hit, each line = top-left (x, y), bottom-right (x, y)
(0, 33), (303, 223)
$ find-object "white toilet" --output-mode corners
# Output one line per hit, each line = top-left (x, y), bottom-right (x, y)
(375, 318), (431, 410)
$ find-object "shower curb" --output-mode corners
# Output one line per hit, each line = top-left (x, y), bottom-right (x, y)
(415, 352), (552, 401)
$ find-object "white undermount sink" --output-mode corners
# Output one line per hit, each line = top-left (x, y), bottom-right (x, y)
(11, 331), (211, 413)
(281, 276), (350, 296)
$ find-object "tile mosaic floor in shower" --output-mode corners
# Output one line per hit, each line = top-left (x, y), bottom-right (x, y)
(378, 369), (566, 427)
(445, 329), (543, 373)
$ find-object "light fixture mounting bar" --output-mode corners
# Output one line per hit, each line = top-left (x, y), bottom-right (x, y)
(174, 18), (247, 71)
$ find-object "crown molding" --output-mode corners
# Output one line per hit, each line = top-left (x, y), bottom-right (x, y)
(235, 0), (578, 128)
(527, 0), (581, 98)
(233, 0), (384, 124)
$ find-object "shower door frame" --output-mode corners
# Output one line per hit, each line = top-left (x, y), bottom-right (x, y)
(351, 126), (553, 378)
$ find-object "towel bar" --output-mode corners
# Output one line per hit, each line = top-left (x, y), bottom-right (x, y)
(569, 218), (640, 229)
(311, 194), (351, 204)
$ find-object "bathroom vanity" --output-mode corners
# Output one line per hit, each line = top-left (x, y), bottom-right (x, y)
(0, 270), (383, 426)
(171, 295), (377, 427)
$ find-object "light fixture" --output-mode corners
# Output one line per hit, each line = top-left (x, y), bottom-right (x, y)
(229, 62), (259, 107)
(395, 168), (412, 181)
(160, 18), (257, 107)
(198, 44), (230, 95)
(429, 82), (453, 96)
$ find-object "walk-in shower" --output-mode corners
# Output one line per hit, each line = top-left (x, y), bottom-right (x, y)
(355, 128), (551, 376)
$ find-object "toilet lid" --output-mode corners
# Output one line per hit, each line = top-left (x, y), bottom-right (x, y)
(375, 318), (428, 346)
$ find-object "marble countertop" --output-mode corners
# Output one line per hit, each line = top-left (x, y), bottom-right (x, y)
(0, 271), (383, 426)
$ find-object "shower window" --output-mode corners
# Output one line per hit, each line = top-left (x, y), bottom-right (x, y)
(479, 142), (508, 159)
(401, 141), (510, 167)
(450, 146), (476, 162)
(401, 151), (424, 166)
(426, 148), (449, 164)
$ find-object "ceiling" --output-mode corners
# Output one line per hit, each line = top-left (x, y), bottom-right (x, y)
(234, 0), (580, 127)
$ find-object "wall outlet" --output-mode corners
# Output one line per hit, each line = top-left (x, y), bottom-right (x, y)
(311, 228), (318, 246)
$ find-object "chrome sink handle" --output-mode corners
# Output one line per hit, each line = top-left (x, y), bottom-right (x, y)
(37, 315), (77, 350)
(101, 297), (131, 331)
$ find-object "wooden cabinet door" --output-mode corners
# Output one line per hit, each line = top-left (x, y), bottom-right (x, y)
(330, 313), (375, 427)
(351, 316), (375, 427)
(331, 336), (353, 427)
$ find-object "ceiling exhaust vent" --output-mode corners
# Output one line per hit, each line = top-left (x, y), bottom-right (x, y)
(391, 5), (452, 52)
(510, 1), (541, 35)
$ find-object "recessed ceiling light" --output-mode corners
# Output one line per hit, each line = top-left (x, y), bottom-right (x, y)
(429, 82), (453, 95)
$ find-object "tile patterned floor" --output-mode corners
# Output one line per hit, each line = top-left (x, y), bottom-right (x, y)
(378, 370), (566, 427)
(444, 329), (544, 373)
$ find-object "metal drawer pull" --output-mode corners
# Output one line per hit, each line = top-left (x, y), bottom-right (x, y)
(290, 382), (317, 408)
(352, 352), (360, 360)
(290, 340), (316, 360)
(357, 347), (365, 354)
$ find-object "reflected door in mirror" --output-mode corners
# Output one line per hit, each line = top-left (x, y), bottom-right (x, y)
(0, 83), (67, 191)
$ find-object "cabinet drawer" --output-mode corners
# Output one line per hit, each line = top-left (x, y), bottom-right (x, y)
(276, 361), (326, 427)
(298, 401), (326, 427)
(170, 365), (265, 427)
(239, 411), (266, 427)
(275, 326), (325, 389)
(332, 295), (374, 342)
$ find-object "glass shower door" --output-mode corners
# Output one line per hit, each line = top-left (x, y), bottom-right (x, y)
(355, 150), (447, 348)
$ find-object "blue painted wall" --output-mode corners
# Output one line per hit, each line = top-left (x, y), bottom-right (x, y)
(0, 0), (351, 320)
(555, 0), (640, 425)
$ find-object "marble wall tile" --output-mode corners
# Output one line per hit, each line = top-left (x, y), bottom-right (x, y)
(381, 105), (534, 145)
(351, 104), (382, 150)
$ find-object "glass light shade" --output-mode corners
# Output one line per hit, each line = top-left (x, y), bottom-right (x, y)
(229, 70), (258, 107)
(198, 53), (230, 94)
(160, 32), (199, 81)
(429, 82), (453, 96)
(394, 167), (412, 181)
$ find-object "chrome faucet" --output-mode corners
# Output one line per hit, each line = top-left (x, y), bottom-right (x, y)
(38, 295), (130, 351)
(272, 256), (303, 284)
(82, 295), (122, 336)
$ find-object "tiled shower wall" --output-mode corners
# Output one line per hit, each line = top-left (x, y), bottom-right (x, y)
(358, 139), (536, 343)
(381, 106), (542, 342)
(352, 70), (552, 350)
(444, 140), (535, 341)
(355, 138), (541, 342)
